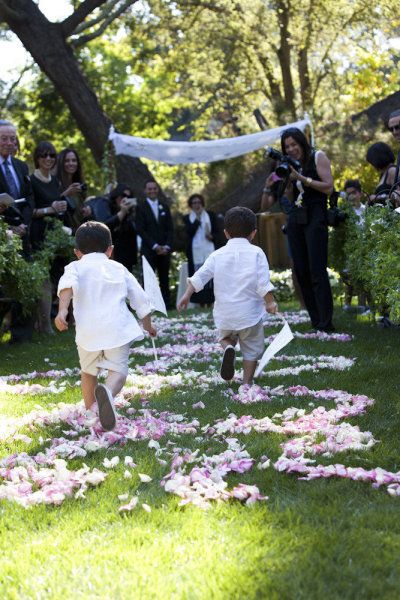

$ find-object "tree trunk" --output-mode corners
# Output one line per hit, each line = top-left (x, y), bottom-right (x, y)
(0, 0), (154, 194)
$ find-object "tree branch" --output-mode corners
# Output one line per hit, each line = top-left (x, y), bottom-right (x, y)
(0, 62), (33, 110)
(61, 0), (109, 37)
(73, 0), (119, 34)
(0, 0), (28, 23)
(70, 0), (137, 46)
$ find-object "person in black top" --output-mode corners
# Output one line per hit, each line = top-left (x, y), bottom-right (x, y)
(263, 127), (334, 332)
(82, 184), (138, 272)
(365, 142), (396, 207)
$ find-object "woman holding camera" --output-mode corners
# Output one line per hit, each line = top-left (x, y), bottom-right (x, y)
(262, 127), (334, 332)
(57, 147), (87, 232)
(109, 183), (138, 272)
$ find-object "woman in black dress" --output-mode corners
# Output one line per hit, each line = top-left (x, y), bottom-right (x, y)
(183, 193), (217, 305)
(30, 141), (68, 333)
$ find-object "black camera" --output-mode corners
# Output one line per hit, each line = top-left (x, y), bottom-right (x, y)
(265, 147), (302, 178)
(327, 191), (347, 227)
(80, 182), (87, 192)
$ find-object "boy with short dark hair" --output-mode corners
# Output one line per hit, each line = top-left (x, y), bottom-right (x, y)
(55, 221), (156, 431)
(177, 206), (277, 385)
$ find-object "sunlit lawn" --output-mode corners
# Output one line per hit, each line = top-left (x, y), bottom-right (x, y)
(0, 305), (399, 599)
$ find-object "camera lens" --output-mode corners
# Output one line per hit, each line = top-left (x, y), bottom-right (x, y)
(276, 163), (290, 178)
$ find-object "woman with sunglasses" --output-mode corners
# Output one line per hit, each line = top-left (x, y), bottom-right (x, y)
(30, 141), (68, 334)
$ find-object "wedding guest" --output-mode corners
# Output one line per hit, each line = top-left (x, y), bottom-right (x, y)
(183, 193), (217, 305)
(366, 142), (396, 207)
(0, 120), (34, 343)
(30, 141), (67, 334)
(136, 181), (173, 308)
(57, 147), (86, 231)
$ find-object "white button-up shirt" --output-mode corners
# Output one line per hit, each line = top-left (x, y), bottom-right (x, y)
(146, 197), (159, 220)
(189, 237), (274, 330)
(58, 253), (152, 351)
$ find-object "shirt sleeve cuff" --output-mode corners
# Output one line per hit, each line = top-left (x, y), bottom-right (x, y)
(189, 273), (204, 292)
(136, 300), (152, 320)
(257, 282), (275, 297)
(152, 243), (158, 250)
(57, 277), (77, 297)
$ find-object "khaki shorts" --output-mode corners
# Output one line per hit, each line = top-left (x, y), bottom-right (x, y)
(77, 343), (131, 376)
(218, 320), (265, 360)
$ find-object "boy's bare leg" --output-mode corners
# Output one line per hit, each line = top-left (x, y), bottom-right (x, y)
(220, 336), (236, 350)
(105, 370), (127, 397)
(242, 360), (257, 385)
(81, 372), (97, 409)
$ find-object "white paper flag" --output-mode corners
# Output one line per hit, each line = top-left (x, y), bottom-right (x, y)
(255, 319), (294, 377)
(142, 256), (167, 316)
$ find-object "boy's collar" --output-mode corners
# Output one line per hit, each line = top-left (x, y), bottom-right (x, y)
(226, 237), (252, 244)
(79, 252), (109, 260)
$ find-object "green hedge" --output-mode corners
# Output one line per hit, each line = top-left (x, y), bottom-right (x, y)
(329, 205), (400, 321)
(0, 219), (74, 312)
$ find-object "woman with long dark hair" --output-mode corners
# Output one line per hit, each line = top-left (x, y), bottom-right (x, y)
(56, 147), (86, 231)
(263, 127), (334, 331)
(281, 128), (334, 331)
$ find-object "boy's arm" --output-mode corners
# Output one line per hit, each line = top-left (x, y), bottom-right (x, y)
(55, 288), (73, 331)
(177, 281), (196, 311)
(264, 290), (278, 314)
(141, 313), (157, 337)
(125, 271), (153, 319)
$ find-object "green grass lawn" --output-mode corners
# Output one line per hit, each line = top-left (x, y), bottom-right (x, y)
(0, 305), (399, 600)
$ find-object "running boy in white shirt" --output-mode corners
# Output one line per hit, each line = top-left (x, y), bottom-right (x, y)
(55, 221), (156, 431)
(177, 206), (277, 384)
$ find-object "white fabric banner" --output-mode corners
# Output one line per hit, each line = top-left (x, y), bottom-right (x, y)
(109, 118), (311, 165)
(142, 256), (167, 316)
(255, 319), (294, 378)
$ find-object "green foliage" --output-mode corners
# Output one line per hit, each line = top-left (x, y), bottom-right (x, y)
(328, 203), (359, 273)
(331, 205), (400, 320)
(0, 219), (74, 312)
(0, 220), (46, 309)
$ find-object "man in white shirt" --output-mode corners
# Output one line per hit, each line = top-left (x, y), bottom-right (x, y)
(177, 206), (278, 385)
(136, 181), (174, 308)
(55, 221), (156, 431)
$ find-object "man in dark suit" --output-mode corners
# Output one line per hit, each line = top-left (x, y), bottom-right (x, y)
(136, 181), (173, 308)
(0, 120), (34, 343)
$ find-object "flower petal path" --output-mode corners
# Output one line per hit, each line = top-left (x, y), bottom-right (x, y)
(1, 311), (398, 510)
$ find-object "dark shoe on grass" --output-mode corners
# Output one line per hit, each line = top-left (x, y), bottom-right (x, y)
(220, 345), (236, 381)
(95, 384), (117, 431)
